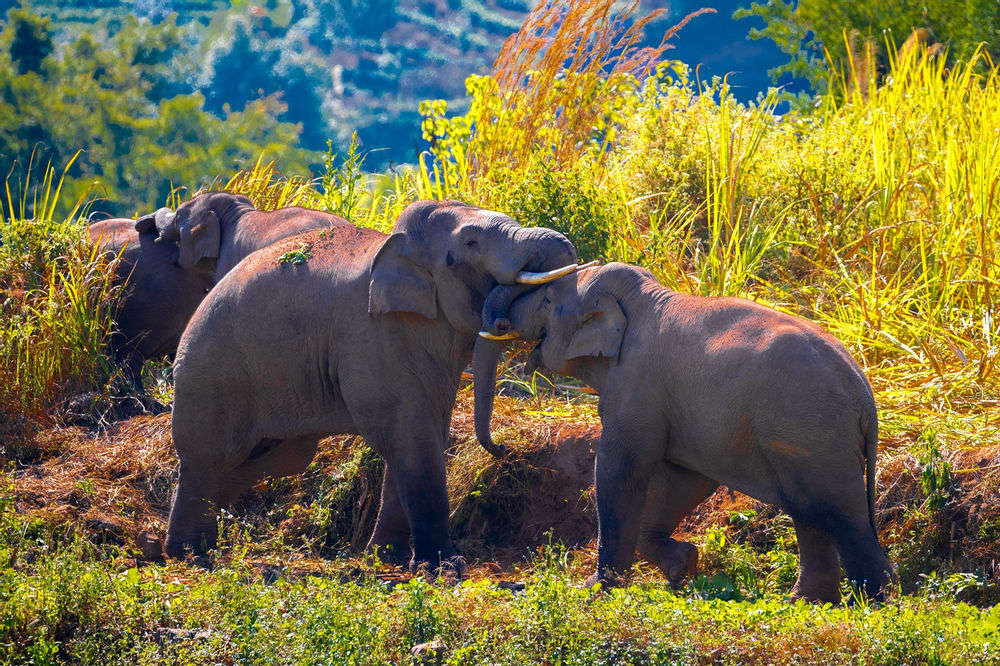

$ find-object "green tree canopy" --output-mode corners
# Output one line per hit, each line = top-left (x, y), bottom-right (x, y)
(736, 0), (1000, 95)
(0, 9), (316, 216)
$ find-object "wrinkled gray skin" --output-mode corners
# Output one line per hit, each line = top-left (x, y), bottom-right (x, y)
(165, 201), (577, 573)
(475, 263), (893, 603)
(89, 214), (214, 391)
(89, 193), (347, 392)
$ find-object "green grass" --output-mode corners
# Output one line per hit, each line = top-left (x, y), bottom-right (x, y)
(1, 497), (998, 665)
(0, 154), (120, 430)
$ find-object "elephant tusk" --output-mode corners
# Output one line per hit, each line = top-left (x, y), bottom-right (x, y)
(478, 330), (521, 341)
(514, 260), (600, 285)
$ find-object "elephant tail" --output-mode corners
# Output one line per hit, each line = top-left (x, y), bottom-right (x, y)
(863, 412), (879, 536)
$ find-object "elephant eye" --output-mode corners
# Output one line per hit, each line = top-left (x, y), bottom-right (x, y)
(465, 239), (478, 248)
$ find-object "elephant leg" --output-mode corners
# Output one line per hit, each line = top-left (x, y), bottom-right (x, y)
(790, 520), (841, 604)
(779, 448), (893, 601)
(355, 413), (458, 575)
(365, 465), (412, 564)
(165, 463), (221, 558)
(387, 447), (457, 574)
(638, 462), (718, 586)
(831, 516), (893, 601)
(589, 421), (660, 587)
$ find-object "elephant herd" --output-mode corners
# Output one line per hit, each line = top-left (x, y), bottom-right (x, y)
(90, 194), (893, 603)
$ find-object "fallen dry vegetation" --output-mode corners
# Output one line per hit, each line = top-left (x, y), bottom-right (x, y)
(11, 386), (1000, 605)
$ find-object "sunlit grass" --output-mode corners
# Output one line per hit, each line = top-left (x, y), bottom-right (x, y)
(0, 155), (120, 427)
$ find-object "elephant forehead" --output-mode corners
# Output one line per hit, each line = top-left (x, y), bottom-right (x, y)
(471, 208), (512, 225)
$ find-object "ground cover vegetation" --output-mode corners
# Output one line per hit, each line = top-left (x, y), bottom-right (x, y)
(2, 0), (1000, 661)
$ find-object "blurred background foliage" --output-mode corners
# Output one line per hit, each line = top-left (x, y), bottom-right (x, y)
(0, 0), (997, 214)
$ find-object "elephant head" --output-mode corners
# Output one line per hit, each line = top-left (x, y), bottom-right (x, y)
(473, 264), (634, 455)
(138, 192), (253, 271)
(369, 201), (585, 455)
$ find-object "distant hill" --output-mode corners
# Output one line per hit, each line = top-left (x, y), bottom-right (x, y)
(7, 1), (798, 166)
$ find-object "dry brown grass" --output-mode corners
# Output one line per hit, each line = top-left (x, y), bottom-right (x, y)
(463, 1), (715, 177)
(10, 389), (1000, 601)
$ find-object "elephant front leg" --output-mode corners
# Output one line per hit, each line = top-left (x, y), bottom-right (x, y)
(357, 410), (463, 579)
(366, 465), (412, 564)
(638, 462), (718, 587)
(588, 424), (659, 588)
(165, 464), (220, 558)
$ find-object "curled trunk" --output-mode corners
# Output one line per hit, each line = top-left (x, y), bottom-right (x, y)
(472, 284), (538, 458)
(472, 335), (508, 458)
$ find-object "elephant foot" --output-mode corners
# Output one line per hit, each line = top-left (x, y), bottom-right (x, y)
(584, 568), (627, 591)
(411, 554), (467, 584)
(366, 540), (411, 566)
(790, 579), (841, 605)
(639, 537), (698, 587)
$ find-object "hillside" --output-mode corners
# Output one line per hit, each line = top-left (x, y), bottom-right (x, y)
(15, 1), (792, 166)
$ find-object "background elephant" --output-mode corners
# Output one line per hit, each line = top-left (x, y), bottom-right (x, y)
(165, 200), (579, 572)
(142, 191), (346, 278)
(473, 262), (893, 603)
(89, 213), (214, 393)
(90, 194), (347, 392)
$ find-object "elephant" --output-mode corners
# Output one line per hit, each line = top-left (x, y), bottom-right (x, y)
(164, 200), (580, 573)
(473, 262), (894, 603)
(89, 213), (215, 392)
(139, 191), (351, 280)
(89, 193), (347, 392)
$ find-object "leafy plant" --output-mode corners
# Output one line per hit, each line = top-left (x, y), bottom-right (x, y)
(277, 242), (314, 265)
(917, 430), (954, 510)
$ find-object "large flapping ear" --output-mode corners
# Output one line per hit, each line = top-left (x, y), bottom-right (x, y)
(563, 292), (626, 363)
(178, 210), (221, 270)
(368, 233), (437, 319)
(135, 207), (174, 235)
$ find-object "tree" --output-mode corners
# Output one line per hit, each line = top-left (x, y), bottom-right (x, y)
(0, 9), (316, 216)
(736, 0), (1000, 95)
(6, 9), (53, 74)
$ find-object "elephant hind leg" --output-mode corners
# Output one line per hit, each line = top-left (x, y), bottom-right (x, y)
(832, 519), (893, 602)
(790, 520), (841, 604)
(638, 463), (718, 586)
(787, 492), (891, 601)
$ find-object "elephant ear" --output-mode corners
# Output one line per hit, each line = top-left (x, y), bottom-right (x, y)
(178, 210), (221, 270)
(135, 212), (158, 234)
(135, 207), (174, 235)
(368, 232), (437, 319)
(563, 293), (626, 363)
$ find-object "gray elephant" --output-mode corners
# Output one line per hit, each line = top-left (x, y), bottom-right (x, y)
(165, 200), (580, 572)
(473, 262), (893, 602)
(90, 193), (347, 391)
(142, 191), (347, 279)
(89, 213), (214, 392)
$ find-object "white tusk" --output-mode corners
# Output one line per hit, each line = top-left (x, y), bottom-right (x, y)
(515, 260), (599, 285)
(478, 330), (521, 341)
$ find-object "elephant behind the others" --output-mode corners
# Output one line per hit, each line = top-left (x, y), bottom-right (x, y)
(89, 194), (349, 394)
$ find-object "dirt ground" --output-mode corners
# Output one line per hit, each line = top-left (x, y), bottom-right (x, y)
(8, 390), (1000, 599)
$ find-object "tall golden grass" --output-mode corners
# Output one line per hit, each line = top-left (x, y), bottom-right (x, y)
(0, 157), (120, 425)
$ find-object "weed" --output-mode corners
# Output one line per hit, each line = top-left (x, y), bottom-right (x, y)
(276, 242), (313, 265)
(917, 430), (955, 510)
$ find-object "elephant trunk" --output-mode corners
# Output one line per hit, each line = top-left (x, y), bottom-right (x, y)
(472, 283), (540, 458)
(473, 334), (508, 458)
